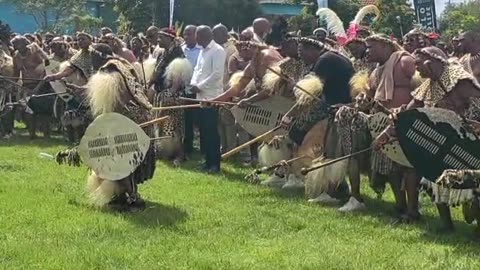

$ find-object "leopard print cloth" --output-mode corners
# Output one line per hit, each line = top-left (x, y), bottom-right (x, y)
(412, 62), (480, 107)
(153, 89), (184, 140)
(334, 106), (369, 155)
(69, 48), (95, 79)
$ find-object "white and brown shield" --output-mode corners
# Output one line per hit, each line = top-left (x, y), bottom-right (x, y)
(231, 95), (295, 137)
(368, 112), (412, 168)
(77, 113), (151, 181)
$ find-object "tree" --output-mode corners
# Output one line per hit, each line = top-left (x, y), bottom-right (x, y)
(114, 0), (262, 34)
(288, 7), (318, 36)
(288, 0), (361, 36)
(371, 0), (415, 38)
(438, 1), (480, 40)
(0, 0), (95, 32)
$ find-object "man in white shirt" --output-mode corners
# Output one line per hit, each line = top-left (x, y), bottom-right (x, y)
(213, 24), (238, 156)
(190, 25), (226, 173)
(181, 25), (202, 156)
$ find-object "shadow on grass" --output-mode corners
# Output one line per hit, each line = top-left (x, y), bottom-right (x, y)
(347, 195), (480, 247)
(122, 201), (189, 228)
(0, 132), (71, 148)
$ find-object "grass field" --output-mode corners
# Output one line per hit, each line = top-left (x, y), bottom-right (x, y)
(1, 129), (480, 269)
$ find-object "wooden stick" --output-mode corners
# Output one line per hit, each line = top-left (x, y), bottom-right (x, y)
(139, 116), (170, 128)
(31, 92), (69, 98)
(0, 76), (46, 82)
(222, 126), (282, 159)
(150, 136), (172, 141)
(254, 155), (309, 175)
(151, 104), (202, 111)
(301, 147), (372, 175)
(266, 66), (321, 102)
(178, 97), (237, 106)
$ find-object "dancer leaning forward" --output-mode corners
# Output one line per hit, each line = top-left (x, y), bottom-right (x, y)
(54, 44), (159, 212)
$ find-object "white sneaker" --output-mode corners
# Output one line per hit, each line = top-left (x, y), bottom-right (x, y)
(282, 175), (305, 191)
(308, 193), (340, 204)
(261, 174), (287, 189)
(338, 197), (366, 212)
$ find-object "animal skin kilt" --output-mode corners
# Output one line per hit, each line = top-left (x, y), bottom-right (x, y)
(288, 98), (330, 146)
(153, 89), (184, 140)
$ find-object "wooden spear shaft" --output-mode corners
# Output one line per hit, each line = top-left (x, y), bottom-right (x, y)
(222, 126), (282, 160)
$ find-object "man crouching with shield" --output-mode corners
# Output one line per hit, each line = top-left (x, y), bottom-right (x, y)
(374, 46), (480, 230)
(85, 44), (156, 212)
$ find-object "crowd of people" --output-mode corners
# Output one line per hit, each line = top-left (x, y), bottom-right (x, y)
(1, 4), (480, 234)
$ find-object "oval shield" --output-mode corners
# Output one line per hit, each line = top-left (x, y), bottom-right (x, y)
(395, 107), (480, 183)
(368, 112), (412, 168)
(231, 95), (295, 137)
(45, 59), (73, 102)
(77, 113), (151, 181)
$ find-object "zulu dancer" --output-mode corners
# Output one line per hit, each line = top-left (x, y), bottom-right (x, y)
(285, 38), (353, 143)
(212, 41), (283, 103)
(0, 49), (14, 138)
(0, 21), (12, 56)
(374, 47), (480, 230)
(0, 21), (14, 138)
(11, 36), (53, 139)
(459, 29), (480, 82)
(148, 28), (192, 165)
(345, 38), (376, 73)
(85, 44), (155, 211)
(238, 34), (304, 105)
(241, 35), (306, 186)
(403, 28), (430, 54)
(50, 38), (77, 62)
(45, 34), (95, 143)
(45, 32), (96, 83)
(281, 37), (354, 200)
(363, 35), (422, 221)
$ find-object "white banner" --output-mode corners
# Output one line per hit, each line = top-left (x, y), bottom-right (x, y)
(169, 0), (175, 28)
(316, 0), (328, 8)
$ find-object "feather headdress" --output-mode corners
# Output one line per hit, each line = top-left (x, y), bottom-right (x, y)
(345, 5), (381, 46)
(316, 8), (346, 41)
(352, 5), (380, 26)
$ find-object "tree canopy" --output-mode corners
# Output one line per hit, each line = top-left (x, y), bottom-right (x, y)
(371, 0), (415, 38)
(0, 0), (101, 33)
(114, 0), (262, 34)
(438, 1), (480, 40)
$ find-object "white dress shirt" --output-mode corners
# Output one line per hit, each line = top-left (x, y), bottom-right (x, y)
(191, 40), (226, 100)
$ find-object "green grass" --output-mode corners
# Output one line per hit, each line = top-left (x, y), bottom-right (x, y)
(1, 128), (479, 269)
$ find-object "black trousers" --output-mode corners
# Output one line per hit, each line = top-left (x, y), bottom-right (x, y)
(183, 107), (198, 154)
(198, 107), (221, 168)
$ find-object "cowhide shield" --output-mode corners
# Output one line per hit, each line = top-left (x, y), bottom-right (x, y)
(395, 107), (480, 184)
(368, 112), (412, 168)
(45, 59), (73, 102)
(78, 113), (151, 181)
(231, 95), (295, 137)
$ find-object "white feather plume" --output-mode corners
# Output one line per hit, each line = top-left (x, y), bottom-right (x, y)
(86, 172), (121, 207)
(353, 5), (380, 25)
(164, 58), (193, 85)
(305, 158), (349, 199)
(87, 71), (124, 117)
(316, 8), (346, 37)
(141, 57), (157, 84)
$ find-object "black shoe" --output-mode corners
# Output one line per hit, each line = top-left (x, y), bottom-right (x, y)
(201, 165), (220, 174)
